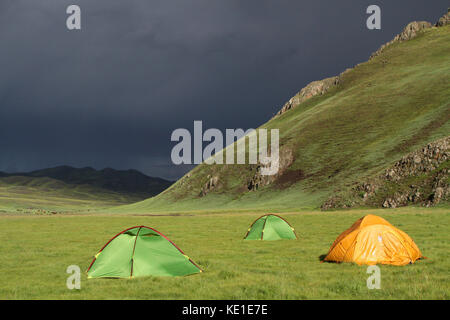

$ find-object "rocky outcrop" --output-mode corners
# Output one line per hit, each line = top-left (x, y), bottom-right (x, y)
(383, 137), (448, 181)
(199, 147), (296, 196)
(395, 21), (433, 41)
(381, 166), (449, 208)
(370, 21), (432, 59)
(177, 172), (191, 187)
(275, 77), (340, 117)
(322, 136), (450, 210)
(365, 136), (449, 208)
(371, 9), (450, 60)
(436, 8), (450, 26)
(247, 147), (294, 191)
(200, 175), (220, 196)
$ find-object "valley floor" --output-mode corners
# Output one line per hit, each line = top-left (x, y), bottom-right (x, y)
(0, 207), (448, 299)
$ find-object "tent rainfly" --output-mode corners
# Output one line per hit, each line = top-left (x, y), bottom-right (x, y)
(244, 214), (297, 240)
(323, 215), (423, 266)
(87, 226), (202, 278)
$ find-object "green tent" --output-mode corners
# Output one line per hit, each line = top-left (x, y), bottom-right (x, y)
(244, 214), (297, 240)
(87, 226), (202, 278)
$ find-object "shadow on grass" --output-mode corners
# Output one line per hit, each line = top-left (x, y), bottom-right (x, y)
(319, 254), (340, 263)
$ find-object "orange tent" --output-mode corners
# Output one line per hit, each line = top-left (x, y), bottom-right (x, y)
(324, 215), (423, 266)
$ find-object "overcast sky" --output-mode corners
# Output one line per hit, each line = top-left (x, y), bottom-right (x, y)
(0, 0), (447, 180)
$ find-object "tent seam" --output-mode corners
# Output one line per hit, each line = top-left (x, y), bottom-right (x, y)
(130, 226), (142, 278)
(261, 216), (268, 240)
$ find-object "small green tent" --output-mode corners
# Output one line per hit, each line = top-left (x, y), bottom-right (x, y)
(244, 214), (297, 240)
(87, 226), (202, 278)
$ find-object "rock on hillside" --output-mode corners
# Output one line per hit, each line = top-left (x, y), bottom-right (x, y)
(247, 147), (295, 191)
(200, 175), (220, 196)
(198, 146), (295, 196)
(275, 77), (339, 117)
(436, 8), (450, 27)
(370, 21), (433, 59)
(322, 137), (450, 210)
(383, 137), (449, 182)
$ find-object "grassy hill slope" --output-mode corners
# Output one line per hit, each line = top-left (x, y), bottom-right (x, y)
(0, 166), (172, 213)
(115, 23), (450, 214)
(0, 176), (129, 213)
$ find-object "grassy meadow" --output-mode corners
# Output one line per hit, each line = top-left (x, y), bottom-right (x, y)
(1, 207), (448, 300)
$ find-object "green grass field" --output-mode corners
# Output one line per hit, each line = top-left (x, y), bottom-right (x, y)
(1, 207), (448, 299)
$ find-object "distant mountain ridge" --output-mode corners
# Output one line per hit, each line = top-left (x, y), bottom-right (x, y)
(1, 166), (173, 197)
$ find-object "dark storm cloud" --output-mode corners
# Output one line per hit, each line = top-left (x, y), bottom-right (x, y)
(0, 0), (447, 179)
